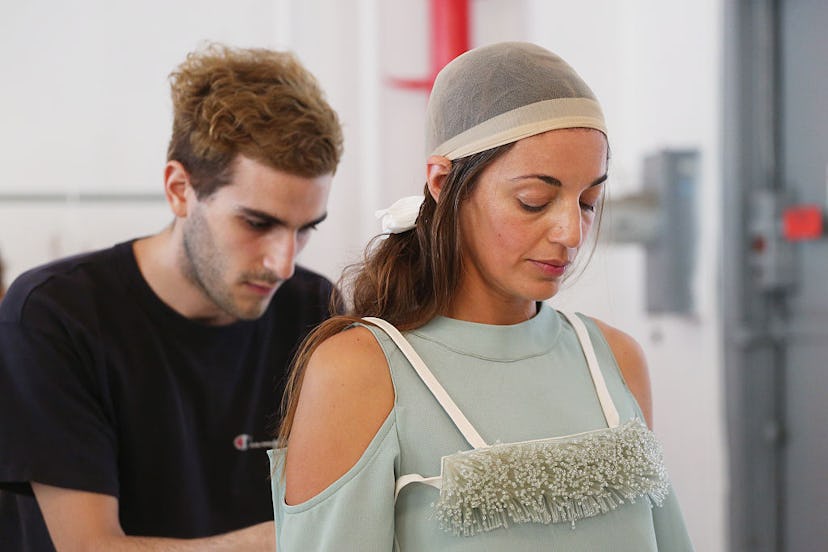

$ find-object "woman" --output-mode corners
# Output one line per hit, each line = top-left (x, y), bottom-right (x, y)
(272, 42), (694, 551)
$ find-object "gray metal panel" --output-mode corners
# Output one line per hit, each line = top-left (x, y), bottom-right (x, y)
(722, 1), (785, 550)
(779, 0), (828, 549)
(643, 150), (699, 314)
(725, 0), (828, 550)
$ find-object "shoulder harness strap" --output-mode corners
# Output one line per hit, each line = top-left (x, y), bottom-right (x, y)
(363, 317), (489, 449)
(558, 311), (620, 428)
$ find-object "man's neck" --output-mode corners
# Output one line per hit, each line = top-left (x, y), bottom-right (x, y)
(132, 227), (234, 325)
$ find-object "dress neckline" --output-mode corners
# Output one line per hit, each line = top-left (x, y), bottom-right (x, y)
(408, 303), (562, 361)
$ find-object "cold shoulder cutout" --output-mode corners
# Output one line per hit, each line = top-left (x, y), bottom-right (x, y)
(283, 324), (394, 505)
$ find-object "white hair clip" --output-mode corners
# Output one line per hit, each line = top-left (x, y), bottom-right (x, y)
(375, 195), (424, 234)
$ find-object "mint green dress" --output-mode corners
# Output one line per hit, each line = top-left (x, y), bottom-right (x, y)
(270, 305), (694, 551)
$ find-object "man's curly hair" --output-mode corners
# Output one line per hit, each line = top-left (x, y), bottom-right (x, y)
(167, 44), (343, 198)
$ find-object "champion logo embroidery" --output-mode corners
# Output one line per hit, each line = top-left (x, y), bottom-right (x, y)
(233, 434), (278, 451)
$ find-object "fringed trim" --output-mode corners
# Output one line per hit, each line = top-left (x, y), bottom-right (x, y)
(435, 418), (669, 536)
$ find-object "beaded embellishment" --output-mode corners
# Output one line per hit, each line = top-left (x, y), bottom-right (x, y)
(364, 313), (672, 538)
(435, 418), (669, 536)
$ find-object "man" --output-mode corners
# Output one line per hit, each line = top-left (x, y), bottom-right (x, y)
(0, 253), (5, 301)
(0, 44), (343, 550)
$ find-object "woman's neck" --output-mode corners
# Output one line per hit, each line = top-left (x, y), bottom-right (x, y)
(444, 288), (539, 325)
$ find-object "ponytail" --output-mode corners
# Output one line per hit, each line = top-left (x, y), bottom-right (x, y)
(277, 143), (515, 446)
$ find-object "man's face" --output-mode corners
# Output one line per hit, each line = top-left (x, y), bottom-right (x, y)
(180, 155), (332, 324)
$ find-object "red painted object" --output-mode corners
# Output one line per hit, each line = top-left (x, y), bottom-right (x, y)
(431, 0), (469, 76)
(390, 0), (470, 90)
(782, 204), (824, 241)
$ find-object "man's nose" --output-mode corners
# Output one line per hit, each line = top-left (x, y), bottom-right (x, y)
(262, 232), (297, 281)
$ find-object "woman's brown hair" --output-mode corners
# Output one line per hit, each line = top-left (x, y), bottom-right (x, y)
(278, 131), (609, 447)
(277, 144), (514, 446)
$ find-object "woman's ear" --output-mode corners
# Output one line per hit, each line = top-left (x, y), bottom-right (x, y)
(426, 155), (451, 202)
(164, 161), (194, 218)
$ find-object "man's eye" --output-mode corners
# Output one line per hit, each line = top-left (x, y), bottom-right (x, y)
(246, 219), (271, 230)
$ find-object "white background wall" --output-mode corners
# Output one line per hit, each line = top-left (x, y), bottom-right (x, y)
(0, 1), (724, 550)
(523, 3), (725, 551)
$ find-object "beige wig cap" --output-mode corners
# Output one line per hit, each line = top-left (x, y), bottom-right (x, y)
(426, 42), (607, 160)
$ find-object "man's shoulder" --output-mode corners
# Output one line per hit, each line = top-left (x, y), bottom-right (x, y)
(0, 242), (133, 322)
(267, 265), (338, 321)
(283, 265), (335, 293)
(274, 265), (336, 306)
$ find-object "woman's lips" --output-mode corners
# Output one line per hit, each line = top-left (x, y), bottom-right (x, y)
(529, 259), (569, 277)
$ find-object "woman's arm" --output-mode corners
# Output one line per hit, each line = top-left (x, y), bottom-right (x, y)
(591, 318), (694, 549)
(284, 325), (395, 504)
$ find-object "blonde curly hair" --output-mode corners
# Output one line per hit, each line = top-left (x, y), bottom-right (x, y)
(167, 44), (343, 198)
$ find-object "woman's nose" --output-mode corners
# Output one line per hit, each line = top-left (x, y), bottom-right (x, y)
(547, 202), (584, 249)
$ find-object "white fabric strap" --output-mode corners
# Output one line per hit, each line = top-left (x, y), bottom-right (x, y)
(559, 311), (620, 428)
(394, 473), (442, 500)
(363, 317), (489, 449)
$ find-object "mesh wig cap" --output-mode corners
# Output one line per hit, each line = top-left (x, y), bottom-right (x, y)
(426, 42), (606, 160)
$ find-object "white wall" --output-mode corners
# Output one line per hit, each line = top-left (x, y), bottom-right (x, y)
(0, 2), (725, 550)
(0, 0), (295, 277)
(525, 2), (725, 551)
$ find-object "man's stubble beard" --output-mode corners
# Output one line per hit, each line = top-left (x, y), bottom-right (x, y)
(180, 208), (270, 322)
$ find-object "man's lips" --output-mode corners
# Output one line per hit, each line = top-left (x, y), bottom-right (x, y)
(244, 281), (278, 295)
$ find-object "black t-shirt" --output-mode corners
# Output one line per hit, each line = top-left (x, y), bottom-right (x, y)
(0, 240), (336, 550)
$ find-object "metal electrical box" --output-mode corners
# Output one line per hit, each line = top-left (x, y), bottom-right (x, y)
(642, 150), (699, 314)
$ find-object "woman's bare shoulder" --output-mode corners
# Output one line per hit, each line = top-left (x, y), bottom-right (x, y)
(589, 317), (653, 428)
(311, 324), (391, 383)
(284, 324), (395, 505)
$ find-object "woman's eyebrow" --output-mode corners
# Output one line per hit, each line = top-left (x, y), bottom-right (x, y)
(511, 173), (608, 187)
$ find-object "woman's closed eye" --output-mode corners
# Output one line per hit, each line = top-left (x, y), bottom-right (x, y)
(298, 223), (319, 235)
(579, 201), (597, 213)
(518, 199), (548, 213)
(520, 200), (597, 213)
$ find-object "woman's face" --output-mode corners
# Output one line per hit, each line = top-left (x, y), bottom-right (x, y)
(456, 128), (608, 319)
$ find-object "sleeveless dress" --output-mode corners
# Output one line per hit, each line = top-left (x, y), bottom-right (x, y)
(270, 305), (694, 551)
